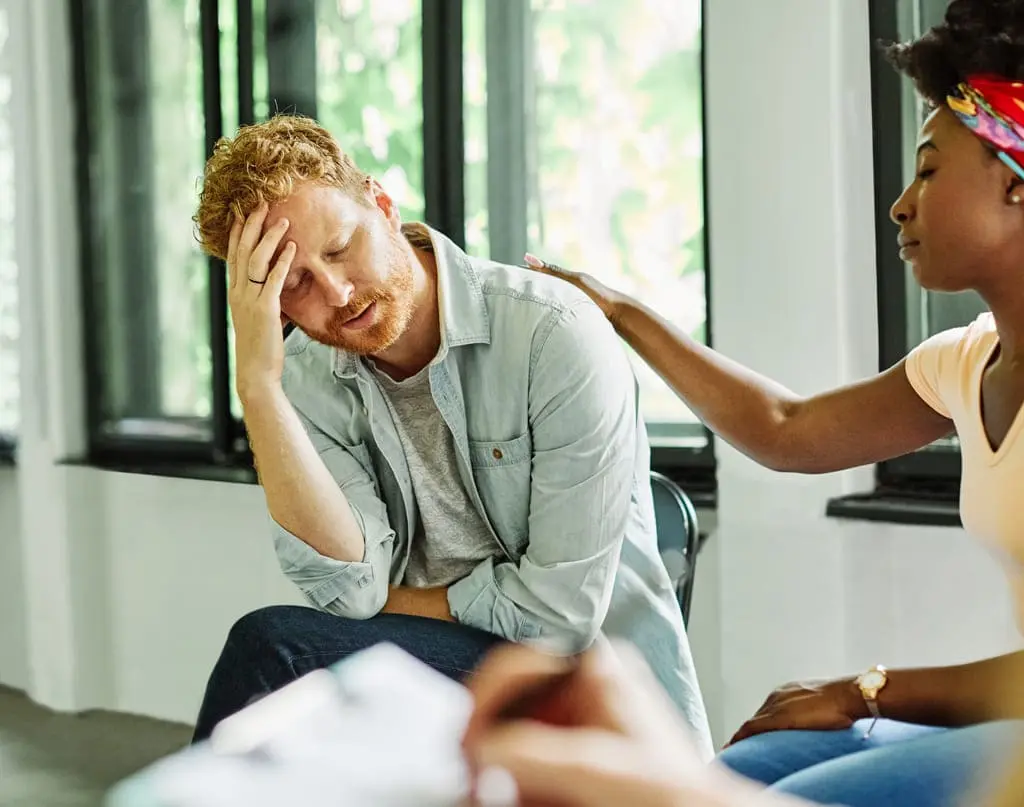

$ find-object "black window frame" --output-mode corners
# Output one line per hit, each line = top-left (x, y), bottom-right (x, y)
(0, 435), (13, 465)
(826, 0), (960, 526)
(870, 0), (960, 500)
(69, 0), (716, 503)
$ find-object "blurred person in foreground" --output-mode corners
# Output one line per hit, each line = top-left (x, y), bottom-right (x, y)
(519, 1), (1024, 805)
(187, 114), (710, 751)
(463, 641), (1024, 807)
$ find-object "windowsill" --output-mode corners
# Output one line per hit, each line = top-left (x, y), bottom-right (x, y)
(64, 457), (258, 485)
(826, 491), (961, 528)
(651, 442), (717, 512)
(63, 454), (718, 511)
(685, 489), (717, 511)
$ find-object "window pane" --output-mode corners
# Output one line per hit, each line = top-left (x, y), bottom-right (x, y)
(82, 0), (212, 438)
(222, 0), (242, 422)
(0, 6), (17, 439)
(465, 0), (707, 435)
(313, 0), (424, 221)
(234, 0), (423, 424)
(463, 0), (489, 259)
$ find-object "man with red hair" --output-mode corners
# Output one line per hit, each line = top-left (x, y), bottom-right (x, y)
(188, 114), (711, 754)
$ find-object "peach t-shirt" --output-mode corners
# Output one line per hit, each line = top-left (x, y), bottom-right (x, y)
(905, 313), (1024, 542)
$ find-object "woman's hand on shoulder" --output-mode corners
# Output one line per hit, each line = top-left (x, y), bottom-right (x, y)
(523, 254), (625, 324)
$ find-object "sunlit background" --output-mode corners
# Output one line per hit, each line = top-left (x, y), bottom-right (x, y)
(0, 0), (984, 472)
(52, 0), (708, 449)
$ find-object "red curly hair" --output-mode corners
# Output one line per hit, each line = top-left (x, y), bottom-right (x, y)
(194, 115), (370, 260)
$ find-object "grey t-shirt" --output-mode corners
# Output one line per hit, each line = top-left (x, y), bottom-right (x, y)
(370, 363), (499, 588)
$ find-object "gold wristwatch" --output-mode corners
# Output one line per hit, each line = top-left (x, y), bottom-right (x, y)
(855, 665), (888, 735)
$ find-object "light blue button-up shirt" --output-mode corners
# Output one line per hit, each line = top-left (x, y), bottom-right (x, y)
(273, 227), (711, 753)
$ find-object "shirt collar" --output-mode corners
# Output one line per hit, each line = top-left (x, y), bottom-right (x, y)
(332, 224), (490, 379)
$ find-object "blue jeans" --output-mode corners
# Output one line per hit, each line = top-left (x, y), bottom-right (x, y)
(718, 719), (1023, 807)
(192, 605), (504, 742)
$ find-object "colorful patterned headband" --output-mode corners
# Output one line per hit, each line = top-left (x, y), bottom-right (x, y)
(947, 75), (1024, 180)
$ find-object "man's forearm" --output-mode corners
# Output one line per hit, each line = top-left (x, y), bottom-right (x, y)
(381, 586), (454, 622)
(243, 384), (365, 562)
(873, 650), (1024, 727)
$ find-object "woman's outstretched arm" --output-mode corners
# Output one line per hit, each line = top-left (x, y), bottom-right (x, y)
(525, 256), (952, 474)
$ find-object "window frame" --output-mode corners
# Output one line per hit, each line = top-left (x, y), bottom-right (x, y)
(70, 0), (716, 501)
(645, 0), (716, 505)
(0, 436), (13, 465)
(867, 0), (960, 505)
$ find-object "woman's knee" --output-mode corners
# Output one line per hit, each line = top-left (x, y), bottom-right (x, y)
(718, 728), (868, 786)
(718, 732), (807, 785)
(768, 723), (1024, 807)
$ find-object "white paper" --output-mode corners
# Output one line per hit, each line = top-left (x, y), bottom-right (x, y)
(106, 644), (492, 807)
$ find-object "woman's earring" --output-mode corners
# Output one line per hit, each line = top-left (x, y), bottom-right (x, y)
(1013, 195), (1022, 204)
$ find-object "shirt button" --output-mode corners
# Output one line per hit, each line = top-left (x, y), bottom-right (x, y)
(492, 447), (503, 460)
(358, 575), (370, 588)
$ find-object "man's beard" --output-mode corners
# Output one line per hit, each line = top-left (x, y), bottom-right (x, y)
(301, 229), (416, 356)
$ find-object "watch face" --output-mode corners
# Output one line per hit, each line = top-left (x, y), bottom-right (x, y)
(859, 671), (885, 689)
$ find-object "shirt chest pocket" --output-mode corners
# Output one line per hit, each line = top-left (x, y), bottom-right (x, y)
(467, 432), (532, 555)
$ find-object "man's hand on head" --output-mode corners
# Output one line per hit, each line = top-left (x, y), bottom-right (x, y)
(380, 586), (454, 622)
(227, 203), (297, 406)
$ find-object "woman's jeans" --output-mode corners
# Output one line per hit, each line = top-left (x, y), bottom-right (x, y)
(718, 718), (1023, 807)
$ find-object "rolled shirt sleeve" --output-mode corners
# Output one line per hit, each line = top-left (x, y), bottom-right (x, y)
(271, 409), (395, 620)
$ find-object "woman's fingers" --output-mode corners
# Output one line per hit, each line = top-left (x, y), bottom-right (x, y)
(521, 253), (613, 313)
(725, 713), (780, 747)
(523, 253), (568, 276)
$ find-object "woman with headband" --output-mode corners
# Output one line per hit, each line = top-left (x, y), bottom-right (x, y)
(489, 1), (1024, 805)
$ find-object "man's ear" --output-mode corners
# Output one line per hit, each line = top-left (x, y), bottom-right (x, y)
(366, 177), (402, 228)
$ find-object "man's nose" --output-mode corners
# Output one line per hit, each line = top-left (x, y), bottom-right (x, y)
(318, 272), (354, 308)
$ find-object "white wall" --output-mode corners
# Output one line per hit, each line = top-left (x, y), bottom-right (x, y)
(0, 467), (27, 690)
(0, 0), (1019, 746)
(68, 469), (301, 721)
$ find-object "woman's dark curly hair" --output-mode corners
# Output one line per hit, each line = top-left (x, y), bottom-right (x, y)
(885, 0), (1024, 106)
